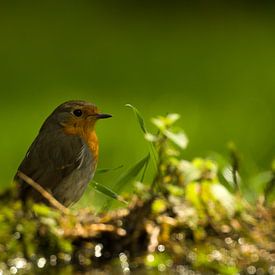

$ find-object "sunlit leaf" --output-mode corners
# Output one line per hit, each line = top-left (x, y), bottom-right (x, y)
(223, 166), (241, 188)
(144, 133), (158, 142)
(151, 113), (180, 130)
(166, 113), (180, 124)
(151, 117), (166, 130)
(90, 181), (127, 204)
(163, 129), (188, 149)
(178, 160), (200, 183)
(210, 183), (236, 217)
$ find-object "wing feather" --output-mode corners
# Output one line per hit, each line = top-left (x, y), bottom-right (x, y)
(15, 129), (90, 199)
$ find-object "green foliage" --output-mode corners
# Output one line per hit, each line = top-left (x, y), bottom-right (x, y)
(0, 109), (274, 274)
(102, 154), (150, 209)
(96, 165), (124, 175)
(126, 103), (158, 170)
(90, 181), (127, 204)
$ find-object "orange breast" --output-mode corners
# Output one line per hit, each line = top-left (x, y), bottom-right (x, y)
(63, 120), (99, 162)
(85, 130), (99, 161)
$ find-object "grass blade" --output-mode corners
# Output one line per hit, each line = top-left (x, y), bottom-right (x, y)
(96, 165), (124, 174)
(125, 104), (158, 170)
(103, 154), (150, 210)
(114, 153), (150, 193)
(90, 181), (127, 204)
(140, 154), (150, 182)
(125, 104), (147, 133)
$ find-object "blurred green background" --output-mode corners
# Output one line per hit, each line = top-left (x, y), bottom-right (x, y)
(0, 1), (274, 201)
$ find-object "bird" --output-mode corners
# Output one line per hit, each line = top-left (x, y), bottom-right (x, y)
(14, 100), (112, 207)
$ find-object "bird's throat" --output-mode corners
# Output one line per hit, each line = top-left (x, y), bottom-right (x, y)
(63, 121), (99, 161)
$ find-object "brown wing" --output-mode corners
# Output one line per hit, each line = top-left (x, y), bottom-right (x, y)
(15, 128), (91, 202)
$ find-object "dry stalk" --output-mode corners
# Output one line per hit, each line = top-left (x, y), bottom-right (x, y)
(17, 171), (70, 215)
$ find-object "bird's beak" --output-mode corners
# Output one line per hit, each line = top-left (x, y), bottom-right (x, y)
(96, 113), (112, 119)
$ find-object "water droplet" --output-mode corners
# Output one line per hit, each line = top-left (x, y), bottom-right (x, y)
(158, 244), (165, 252)
(158, 263), (166, 272)
(95, 243), (103, 258)
(119, 253), (130, 274)
(187, 252), (196, 262)
(247, 265), (256, 274)
(176, 233), (184, 240)
(50, 255), (57, 266)
(210, 250), (222, 261)
(14, 258), (27, 269)
(146, 254), (154, 262)
(251, 253), (259, 262)
(225, 237), (233, 245)
(37, 257), (46, 268)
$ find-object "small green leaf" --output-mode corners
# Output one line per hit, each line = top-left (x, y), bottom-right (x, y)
(151, 113), (180, 130)
(96, 165), (124, 174)
(151, 117), (166, 130)
(90, 181), (127, 204)
(166, 113), (180, 124)
(163, 129), (188, 149)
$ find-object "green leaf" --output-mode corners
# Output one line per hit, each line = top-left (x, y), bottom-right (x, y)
(126, 104), (158, 171)
(103, 154), (150, 210)
(114, 154), (150, 193)
(125, 104), (147, 134)
(163, 129), (189, 149)
(166, 113), (180, 124)
(96, 165), (124, 174)
(140, 154), (150, 182)
(151, 117), (166, 130)
(90, 181), (127, 204)
(151, 113), (180, 130)
(210, 183), (235, 217)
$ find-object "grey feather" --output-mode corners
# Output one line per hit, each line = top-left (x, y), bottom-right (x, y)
(15, 127), (95, 206)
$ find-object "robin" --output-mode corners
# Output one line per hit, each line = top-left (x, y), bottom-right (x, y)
(14, 100), (111, 207)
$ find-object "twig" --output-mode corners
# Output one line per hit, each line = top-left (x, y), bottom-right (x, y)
(16, 171), (70, 215)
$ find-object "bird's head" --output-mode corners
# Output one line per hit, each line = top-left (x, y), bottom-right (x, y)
(41, 100), (112, 135)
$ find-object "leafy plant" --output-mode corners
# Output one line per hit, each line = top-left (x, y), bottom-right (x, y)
(0, 106), (274, 275)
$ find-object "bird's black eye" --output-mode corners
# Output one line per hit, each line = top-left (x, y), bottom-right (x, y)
(73, 109), (82, 117)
